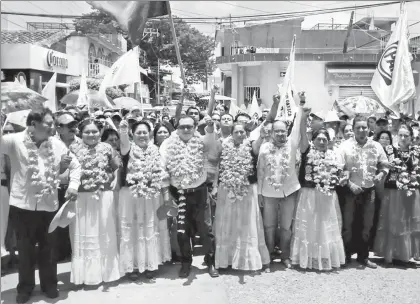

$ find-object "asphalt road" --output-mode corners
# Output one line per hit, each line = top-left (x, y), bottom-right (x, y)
(1, 254), (419, 304)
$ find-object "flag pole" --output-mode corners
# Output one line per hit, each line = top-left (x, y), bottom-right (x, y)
(166, 1), (187, 88)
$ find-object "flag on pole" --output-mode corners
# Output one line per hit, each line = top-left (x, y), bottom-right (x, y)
(277, 35), (298, 120)
(87, 1), (168, 45)
(42, 73), (57, 112)
(249, 91), (262, 119)
(343, 11), (355, 53)
(229, 99), (247, 118)
(371, 4), (416, 113)
(77, 72), (89, 108)
(98, 46), (144, 108)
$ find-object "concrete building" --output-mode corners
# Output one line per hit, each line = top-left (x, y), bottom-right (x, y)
(215, 17), (420, 113)
(1, 22), (127, 102)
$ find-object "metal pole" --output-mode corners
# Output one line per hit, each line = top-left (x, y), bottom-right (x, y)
(157, 58), (160, 105)
(166, 1), (187, 88)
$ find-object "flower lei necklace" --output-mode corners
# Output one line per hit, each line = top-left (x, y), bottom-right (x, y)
(388, 146), (420, 196)
(304, 147), (341, 195)
(126, 142), (163, 199)
(74, 142), (111, 200)
(265, 142), (290, 191)
(350, 141), (378, 186)
(219, 137), (253, 200)
(23, 132), (60, 204)
(165, 132), (204, 189)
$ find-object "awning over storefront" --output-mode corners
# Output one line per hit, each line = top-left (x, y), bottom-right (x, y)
(326, 68), (419, 86)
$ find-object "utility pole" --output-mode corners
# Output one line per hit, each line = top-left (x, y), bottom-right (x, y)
(157, 58), (160, 105)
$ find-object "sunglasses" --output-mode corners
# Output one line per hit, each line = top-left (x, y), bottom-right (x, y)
(178, 125), (194, 131)
(58, 121), (78, 128)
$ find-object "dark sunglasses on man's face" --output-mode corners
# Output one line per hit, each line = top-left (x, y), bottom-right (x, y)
(58, 121), (78, 129)
(178, 124), (194, 131)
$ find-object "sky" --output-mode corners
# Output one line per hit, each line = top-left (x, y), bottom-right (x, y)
(1, 1), (420, 36)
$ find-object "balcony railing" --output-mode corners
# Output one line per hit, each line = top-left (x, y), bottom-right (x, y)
(310, 23), (349, 30)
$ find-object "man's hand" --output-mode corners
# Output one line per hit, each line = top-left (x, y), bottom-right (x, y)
(119, 119), (129, 130)
(211, 84), (219, 95)
(272, 94), (280, 104)
(374, 172), (385, 184)
(298, 91), (306, 105)
(60, 151), (72, 173)
(302, 107), (312, 117)
(258, 195), (264, 208)
(349, 181), (363, 195)
(65, 187), (78, 201)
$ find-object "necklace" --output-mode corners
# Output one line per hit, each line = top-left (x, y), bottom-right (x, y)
(23, 132), (60, 204)
(265, 141), (290, 191)
(126, 142), (163, 198)
(219, 137), (253, 200)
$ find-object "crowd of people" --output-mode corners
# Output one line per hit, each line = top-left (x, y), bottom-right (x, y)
(1, 86), (419, 303)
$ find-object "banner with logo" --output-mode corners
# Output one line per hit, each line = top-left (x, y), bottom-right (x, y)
(371, 4), (416, 114)
(277, 35), (298, 120)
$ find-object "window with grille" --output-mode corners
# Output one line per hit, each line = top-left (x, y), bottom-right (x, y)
(244, 86), (260, 103)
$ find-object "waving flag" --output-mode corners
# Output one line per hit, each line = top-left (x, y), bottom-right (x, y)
(77, 72), (89, 108)
(371, 5), (416, 113)
(87, 1), (168, 45)
(249, 91), (262, 119)
(42, 72), (57, 112)
(277, 35), (298, 120)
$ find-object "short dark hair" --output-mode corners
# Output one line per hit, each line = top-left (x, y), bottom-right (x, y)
(374, 130), (393, 145)
(178, 114), (197, 126)
(399, 124), (414, 138)
(339, 114), (349, 121)
(78, 118), (102, 134)
(352, 114), (368, 129)
(186, 106), (200, 115)
(26, 107), (53, 126)
(221, 113), (234, 121)
(101, 128), (120, 142)
(234, 112), (251, 122)
(131, 120), (151, 134)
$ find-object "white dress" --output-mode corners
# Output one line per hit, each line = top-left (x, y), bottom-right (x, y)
(70, 142), (121, 285)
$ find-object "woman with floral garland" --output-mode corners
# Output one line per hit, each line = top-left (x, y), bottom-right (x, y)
(118, 120), (171, 280)
(374, 124), (420, 267)
(290, 125), (347, 271)
(69, 119), (121, 286)
(213, 122), (270, 271)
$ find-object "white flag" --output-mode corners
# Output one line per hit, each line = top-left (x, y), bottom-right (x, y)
(42, 73), (57, 112)
(371, 6), (416, 112)
(229, 99), (247, 118)
(277, 35), (298, 120)
(249, 91), (262, 120)
(77, 72), (89, 107)
(98, 46), (145, 108)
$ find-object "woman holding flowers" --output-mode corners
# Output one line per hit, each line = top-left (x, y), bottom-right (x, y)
(118, 120), (171, 280)
(374, 124), (420, 266)
(213, 123), (270, 271)
(290, 124), (346, 271)
(69, 119), (121, 285)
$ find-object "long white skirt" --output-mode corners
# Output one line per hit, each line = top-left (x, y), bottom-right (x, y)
(118, 187), (171, 274)
(290, 188), (346, 271)
(70, 191), (121, 285)
(214, 184), (270, 270)
(1, 185), (9, 257)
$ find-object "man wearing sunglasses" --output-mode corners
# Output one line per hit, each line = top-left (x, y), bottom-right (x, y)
(54, 112), (82, 262)
(160, 115), (219, 279)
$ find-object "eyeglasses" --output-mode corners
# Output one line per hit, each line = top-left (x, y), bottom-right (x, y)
(58, 121), (78, 128)
(178, 125), (194, 131)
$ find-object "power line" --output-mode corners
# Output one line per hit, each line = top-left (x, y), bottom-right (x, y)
(219, 2), (271, 14)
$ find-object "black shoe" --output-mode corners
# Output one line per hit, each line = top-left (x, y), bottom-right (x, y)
(41, 287), (59, 299)
(208, 265), (219, 278)
(16, 293), (31, 304)
(357, 259), (377, 269)
(145, 270), (156, 280)
(179, 264), (191, 278)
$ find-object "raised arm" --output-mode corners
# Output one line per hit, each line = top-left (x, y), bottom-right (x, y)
(119, 119), (131, 156)
(266, 94), (281, 123)
(206, 85), (219, 117)
(174, 87), (187, 125)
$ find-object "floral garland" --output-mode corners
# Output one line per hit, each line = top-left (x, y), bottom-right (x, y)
(23, 132), (60, 204)
(304, 147), (341, 195)
(265, 142), (290, 191)
(219, 137), (253, 200)
(387, 146), (420, 196)
(349, 142), (378, 187)
(165, 132), (204, 189)
(126, 142), (163, 199)
(73, 142), (112, 200)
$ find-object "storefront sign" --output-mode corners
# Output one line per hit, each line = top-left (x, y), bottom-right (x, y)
(46, 50), (68, 69)
(326, 70), (374, 86)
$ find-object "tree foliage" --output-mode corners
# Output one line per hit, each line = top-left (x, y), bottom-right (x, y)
(68, 77), (126, 100)
(73, 9), (215, 85)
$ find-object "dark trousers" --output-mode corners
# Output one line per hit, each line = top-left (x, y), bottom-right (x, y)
(55, 186), (72, 260)
(10, 206), (57, 294)
(342, 187), (375, 261)
(170, 184), (215, 266)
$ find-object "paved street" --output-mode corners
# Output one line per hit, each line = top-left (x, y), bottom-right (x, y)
(1, 254), (419, 304)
